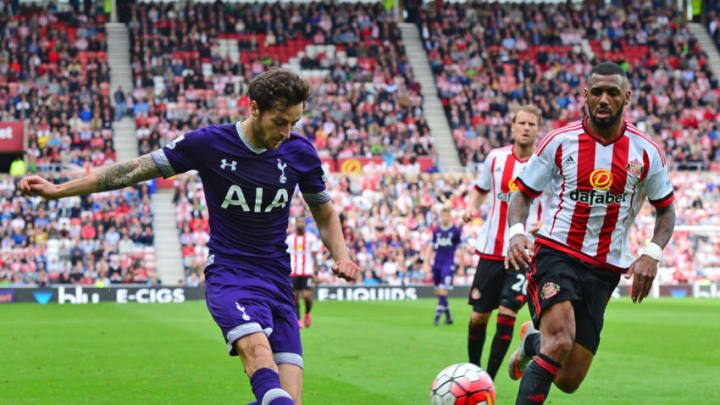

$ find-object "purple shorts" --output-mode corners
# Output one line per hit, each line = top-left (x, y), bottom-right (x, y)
(432, 266), (454, 289)
(204, 255), (303, 368)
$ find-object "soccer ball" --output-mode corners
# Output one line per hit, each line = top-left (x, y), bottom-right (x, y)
(430, 363), (496, 405)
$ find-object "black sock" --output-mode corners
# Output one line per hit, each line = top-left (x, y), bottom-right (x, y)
(305, 297), (313, 315)
(294, 298), (300, 320)
(524, 332), (541, 357)
(486, 314), (515, 379)
(515, 354), (561, 405)
(468, 321), (487, 366)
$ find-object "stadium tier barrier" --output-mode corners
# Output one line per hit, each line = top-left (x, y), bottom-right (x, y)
(2, 282), (719, 305)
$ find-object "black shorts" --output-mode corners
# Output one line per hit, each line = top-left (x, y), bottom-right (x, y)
(468, 258), (527, 313)
(291, 276), (313, 291)
(527, 245), (621, 355)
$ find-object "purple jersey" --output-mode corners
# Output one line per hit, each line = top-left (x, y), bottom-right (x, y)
(432, 224), (461, 270)
(151, 122), (329, 285)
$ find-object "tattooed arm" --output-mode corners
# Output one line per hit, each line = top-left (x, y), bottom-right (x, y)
(19, 154), (162, 200)
(649, 203), (676, 249)
(504, 191), (535, 271)
(507, 191), (533, 229)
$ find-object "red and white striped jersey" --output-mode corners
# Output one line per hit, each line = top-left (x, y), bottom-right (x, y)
(286, 232), (321, 277)
(516, 118), (674, 272)
(474, 145), (544, 260)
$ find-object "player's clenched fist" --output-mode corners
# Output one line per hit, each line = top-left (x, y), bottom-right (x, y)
(625, 255), (658, 304)
(462, 208), (476, 223)
(505, 234), (533, 271)
(19, 175), (61, 200)
(331, 259), (362, 282)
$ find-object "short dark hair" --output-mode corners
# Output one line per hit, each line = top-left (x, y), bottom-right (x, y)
(248, 68), (311, 112)
(589, 62), (626, 80)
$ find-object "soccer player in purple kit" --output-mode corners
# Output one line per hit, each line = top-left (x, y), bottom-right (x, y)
(424, 206), (462, 326)
(19, 68), (361, 405)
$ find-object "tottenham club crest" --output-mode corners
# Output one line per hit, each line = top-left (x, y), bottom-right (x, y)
(235, 303), (251, 321)
(277, 158), (287, 184)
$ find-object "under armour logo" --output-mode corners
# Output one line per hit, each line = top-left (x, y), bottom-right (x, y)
(235, 303), (251, 321)
(277, 158), (287, 184)
(221, 159), (237, 171)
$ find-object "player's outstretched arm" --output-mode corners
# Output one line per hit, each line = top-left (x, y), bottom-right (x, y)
(19, 154), (162, 200)
(309, 201), (361, 282)
(505, 192), (535, 271)
(626, 202), (676, 304)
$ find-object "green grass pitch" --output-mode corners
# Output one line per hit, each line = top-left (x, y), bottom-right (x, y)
(2, 298), (719, 404)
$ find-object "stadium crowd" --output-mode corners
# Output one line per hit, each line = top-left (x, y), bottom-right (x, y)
(0, 5), (115, 171)
(126, 2), (432, 163)
(3, 1), (720, 289)
(0, 5), (157, 287)
(419, 1), (720, 167)
(0, 178), (158, 287)
(170, 164), (720, 286)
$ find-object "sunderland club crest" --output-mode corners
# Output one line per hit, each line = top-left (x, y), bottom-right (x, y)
(626, 159), (644, 177)
(541, 282), (560, 300)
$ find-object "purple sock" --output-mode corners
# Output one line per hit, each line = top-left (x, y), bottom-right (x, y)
(250, 368), (294, 405)
(440, 296), (451, 320)
(435, 296), (446, 321)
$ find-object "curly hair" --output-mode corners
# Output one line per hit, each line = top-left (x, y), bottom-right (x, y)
(589, 62), (626, 80)
(248, 68), (311, 112)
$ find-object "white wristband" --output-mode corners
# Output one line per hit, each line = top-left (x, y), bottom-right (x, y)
(507, 223), (525, 241)
(641, 242), (663, 261)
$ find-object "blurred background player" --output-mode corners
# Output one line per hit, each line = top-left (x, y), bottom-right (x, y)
(462, 105), (544, 380)
(286, 215), (320, 328)
(424, 205), (462, 326)
(19, 68), (361, 405)
(505, 62), (676, 405)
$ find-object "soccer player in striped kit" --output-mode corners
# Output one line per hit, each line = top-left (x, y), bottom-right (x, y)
(286, 216), (320, 328)
(462, 105), (544, 379)
(505, 62), (676, 404)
